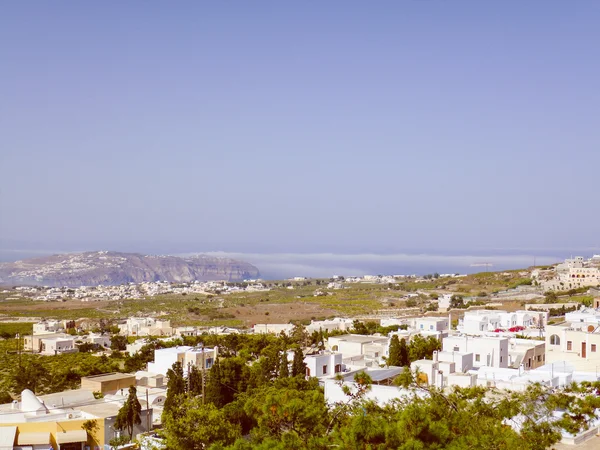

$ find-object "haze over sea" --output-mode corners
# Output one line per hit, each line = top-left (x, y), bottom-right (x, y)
(2, 244), (598, 280)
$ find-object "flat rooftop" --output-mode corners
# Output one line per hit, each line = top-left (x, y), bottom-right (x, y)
(342, 367), (403, 383)
(330, 334), (388, 344)
(81, 373), (135, 383)
(79, 397), (149, 419)
(38, 389), (95, 407)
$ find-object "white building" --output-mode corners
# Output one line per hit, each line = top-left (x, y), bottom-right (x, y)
(545, 308), (600, 370)
(438, 294), (453, 312)
(379, 318), (410, 328)
(174, 326), (198, 337)
(306, 318), (354, 334)
(413, 317), (449, 333)
(41, 336), (77, 355)
(540, 257), (600, 291)
(135, 371), (166, 389)
(458, 310), (542, 334)
(252, 323), (294, 335)
(147, 346), (218, 376)
(327, 334), (389, 367)
(24, 333), (77, 355)
(33, 320), (63, 335)
(205, 326), (241, 335)
(436, 350), (474, 373)
(125, 337), (176, 355)
(442, 335), (509, 368)
(119, 317), (173, 337)
(83, 333), (111, 349)
(323, 378), (421, 406)
(304, 353), (343, 378)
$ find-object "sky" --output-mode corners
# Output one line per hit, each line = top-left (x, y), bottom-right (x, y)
(1, 1), (599, 265)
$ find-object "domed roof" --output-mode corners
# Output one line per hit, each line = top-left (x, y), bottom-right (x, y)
(21, 389), (47, 412)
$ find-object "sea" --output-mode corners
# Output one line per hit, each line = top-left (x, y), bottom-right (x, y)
(3, 246), (596, 280)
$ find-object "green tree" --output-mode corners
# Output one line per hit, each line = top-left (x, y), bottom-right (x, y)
(163, 397), (240, 449)
(188, 364), (203, 397)
(114, 386), (142, 441)
(11, 359), (46, 394)
(399, 337), (410, 366)
(408, 335), (441, 363)
(81, 419), (99, 443)
(291, 348), (306, 377)
(279, 352), (289, 378)
(450, 294), (465, 309)
(352, 320), (369, 335)
(110, 335), (128, 351)
(242, 379), (327, 446)
(290, 324), (309, 347)
(545, 291), (559, 303)
(163, 362), (186, 418)
(205, 359), (225, 407)
(387, 335), (402, 366)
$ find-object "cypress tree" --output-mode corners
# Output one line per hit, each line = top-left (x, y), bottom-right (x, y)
(115, 386), (142, 440)
(188, 364), (203, 397)
(291, 348), (306, 377)
(399, 337), (410, 366)
(163, 361), (186, 419)
(279, 351), (290, 378)
(388, 335), (402, 366)
(205, 358), (225, 407)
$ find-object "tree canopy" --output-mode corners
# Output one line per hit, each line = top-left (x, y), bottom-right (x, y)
(114, 386), (142, 441)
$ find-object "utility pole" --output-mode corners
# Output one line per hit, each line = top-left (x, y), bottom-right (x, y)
(186, 362), (191, 392)
(146, 389), (151, 433)
(16, 333), (21, 367)
(201, 344), (205, 405)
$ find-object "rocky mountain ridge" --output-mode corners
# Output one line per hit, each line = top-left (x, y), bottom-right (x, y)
(0, 251), (260, 287)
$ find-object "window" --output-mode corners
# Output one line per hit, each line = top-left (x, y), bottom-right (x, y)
(592, 344), (597, 352)
(322, 365), (328, 375)
(537, 355), (542, 361)
(475, 354), (480, 362)
(334, 364), (342, 373)
(500, 356), (503, 363)
(567, 341), (572, 351)
(550, 335), (560, 345)
(453, 346), (459, 352)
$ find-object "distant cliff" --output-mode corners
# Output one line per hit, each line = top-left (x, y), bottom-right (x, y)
(0, 251), (260, 287)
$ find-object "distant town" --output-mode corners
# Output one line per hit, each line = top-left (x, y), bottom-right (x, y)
(0, 255), (600, 449)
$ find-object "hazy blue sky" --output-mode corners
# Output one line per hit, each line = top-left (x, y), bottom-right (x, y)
(1, 1), (599, 258)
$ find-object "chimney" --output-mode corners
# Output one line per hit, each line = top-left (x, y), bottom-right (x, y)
(433, 350), (439, 362)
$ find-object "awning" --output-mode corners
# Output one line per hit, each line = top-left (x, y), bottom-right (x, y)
(56, 429), (88, 444)
(17, 431), (51, 445)
(0, 426), (17, 450)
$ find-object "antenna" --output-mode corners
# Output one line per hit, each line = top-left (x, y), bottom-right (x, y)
(470, 262), (493, 272)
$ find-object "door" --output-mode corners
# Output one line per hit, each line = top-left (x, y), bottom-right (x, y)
(582, 342), (587, 358)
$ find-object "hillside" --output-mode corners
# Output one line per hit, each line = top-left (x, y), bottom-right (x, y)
(0, 251), (260, 287)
